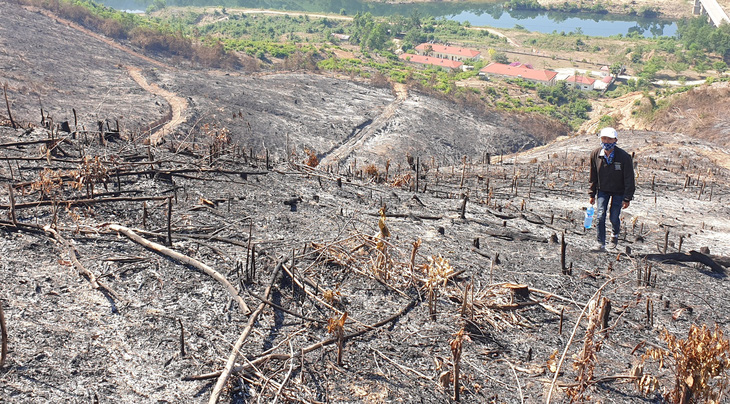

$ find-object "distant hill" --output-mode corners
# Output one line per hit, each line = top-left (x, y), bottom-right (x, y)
(0, 1), (574, 168)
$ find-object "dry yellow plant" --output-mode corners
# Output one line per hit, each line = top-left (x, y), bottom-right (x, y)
(566, 294), (607, 402)
(372, 206), (392, 280)
(364, 164), (379, 180)
(327, 312), (347, 366)
(32, 168), (64, 199)
(423, 255), (454, 289)
(642, 324), (730, 403)
(303, 148), (319, 168)
(390, 173), (412, 188)
(423, 255), (454, 320)
(71, 156), (109, 197)
(449, 326), (471, 401)
(323, 287), (341, 305)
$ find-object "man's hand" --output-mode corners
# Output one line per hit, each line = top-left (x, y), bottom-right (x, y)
(589, 197), (595, 205)
(622, 201), (630, 209)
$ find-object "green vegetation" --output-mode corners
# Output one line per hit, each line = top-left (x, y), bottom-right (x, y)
(146, 0), (166, 14)
(597, 114), (618, 130)
(506, 0), (607, 14)
(677, 17), (730, 61)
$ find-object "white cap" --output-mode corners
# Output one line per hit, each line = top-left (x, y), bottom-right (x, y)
(599, 127), (618, 139)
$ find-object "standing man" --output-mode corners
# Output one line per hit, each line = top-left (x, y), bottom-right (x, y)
(589, 127), (635, 251)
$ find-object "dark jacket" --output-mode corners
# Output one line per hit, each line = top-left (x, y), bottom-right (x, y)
(589, 146), (635, 201)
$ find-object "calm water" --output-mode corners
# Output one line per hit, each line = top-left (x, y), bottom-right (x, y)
(98, 0), (677, 37)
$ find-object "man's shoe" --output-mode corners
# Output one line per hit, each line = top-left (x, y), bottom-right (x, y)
(609, 238), (619, 250)
(591, 242), (606, 252)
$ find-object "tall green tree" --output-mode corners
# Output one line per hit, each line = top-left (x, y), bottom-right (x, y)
(668, 61), (688, 78)
(713, 61), (728, 76)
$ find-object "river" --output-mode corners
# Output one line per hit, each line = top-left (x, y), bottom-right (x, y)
(98, 0), (677, 37)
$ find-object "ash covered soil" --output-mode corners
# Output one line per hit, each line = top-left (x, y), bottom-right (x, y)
(1, 124), (730, 403)
(0, 4), (166, 134)
(3, 2), (730, 403)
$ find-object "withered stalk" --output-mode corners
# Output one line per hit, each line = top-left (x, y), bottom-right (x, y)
(0, 299), (7, 368)
(3, 82), (16, 129)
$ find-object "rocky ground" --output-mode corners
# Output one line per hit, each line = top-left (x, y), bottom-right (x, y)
(2, 2), (730, 403)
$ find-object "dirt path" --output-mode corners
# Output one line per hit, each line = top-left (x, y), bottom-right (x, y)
(26, 6), (187, 144)
(167, 7), (352, 22)
(319, 87), (405, 165)
(393, 82), (408, 100)
(580, 92), (645, 134)
(125, 66), (188, 145)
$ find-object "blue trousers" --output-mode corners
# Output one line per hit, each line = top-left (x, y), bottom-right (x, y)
(596, 190), (623, 246)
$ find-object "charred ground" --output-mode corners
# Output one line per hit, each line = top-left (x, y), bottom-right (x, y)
(2, 2), (730, 404)
(2, 121), (730, 403)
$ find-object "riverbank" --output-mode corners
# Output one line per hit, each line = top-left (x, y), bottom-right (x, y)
(538, 0), (689, 19)
(379, 0), (730, 20)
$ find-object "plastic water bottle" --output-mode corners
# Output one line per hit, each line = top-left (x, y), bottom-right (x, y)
(584, 206), (594, 229)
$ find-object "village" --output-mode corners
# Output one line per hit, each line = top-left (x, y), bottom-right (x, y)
(398, 42), (616, 92)
(393, 0), (730, 92)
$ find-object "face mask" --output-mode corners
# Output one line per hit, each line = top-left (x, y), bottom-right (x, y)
(601, 142), (616, 150)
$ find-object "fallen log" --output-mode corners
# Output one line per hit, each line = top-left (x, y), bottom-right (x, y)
(108, 224), (251, 315)
(245, 288), (326, 324)
(10, 167), (268, 189)
(710, 255), (730, 268)
(208, 259), (285, 404)
(3, 82), (16, 129)
(0, 195), (169, 210)
(482, 228), (549, 243)
(641, 251), (726, 274)
(366, 211), (442, 221)
(0, 219), (50, 235)
(471, 247), (491, 259)
(0, 138), (69, 148)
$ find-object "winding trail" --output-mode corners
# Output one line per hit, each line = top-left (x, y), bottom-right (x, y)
(125, 66), (188, 145)
(467, 27), (519, 47)
(319, 83), (407, 166)
(26, 6), (187, 145)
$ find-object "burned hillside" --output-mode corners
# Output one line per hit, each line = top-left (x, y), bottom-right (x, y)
(1, 122), (730, 403)
(2, 1), (730, 403)
(0, 2), (554, 169)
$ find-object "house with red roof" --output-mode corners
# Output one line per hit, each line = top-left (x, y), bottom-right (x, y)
(565, 75), (596, 91)
(415, 43), (481, 62)
(399, 53), (464, 71)
(479, 63), (557, 86)
(593, 75), (614, 91)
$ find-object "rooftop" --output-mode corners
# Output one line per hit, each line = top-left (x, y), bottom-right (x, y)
(399, 53), (464, 69)
(415, 43), (481, 58)
(566, 75), (596, 85)
(479, 63), (558, 82)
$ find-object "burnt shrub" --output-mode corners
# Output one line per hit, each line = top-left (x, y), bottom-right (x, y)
(99, 18), (126, 39)
(130, 27), (193, 58)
